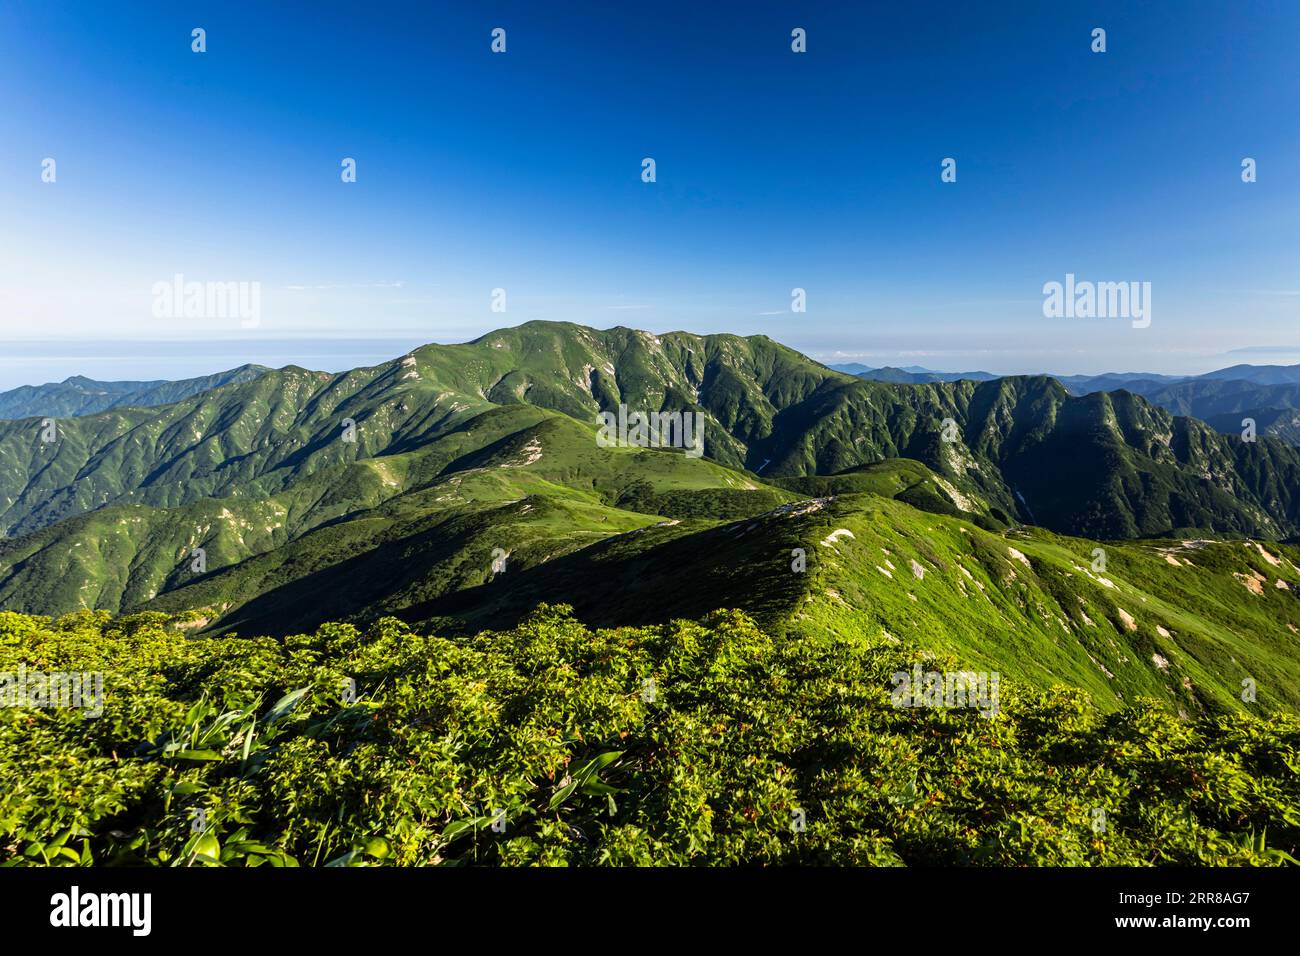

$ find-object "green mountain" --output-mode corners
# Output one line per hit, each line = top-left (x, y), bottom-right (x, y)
(0, 365), (269, 420)
(5, 322), (1300, 544)
(0, 323), (1297, 723)
(1204, 407), (1300, 446)
(397, 488), (1300, 715)
(1059, 367), (1300, 446)
(1133, 379), (1300, 446)
(863, 364), (1300, 446)
(4, 407), (792, 626)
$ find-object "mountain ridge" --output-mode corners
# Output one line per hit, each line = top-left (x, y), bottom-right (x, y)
(0, 364), (271, 420)
(4, 322), (1300, 543)
(4, 321), (1300, 723)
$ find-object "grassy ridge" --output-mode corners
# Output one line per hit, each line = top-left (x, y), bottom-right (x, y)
(787, 496), (1300, 714)
(413, 488), (1300, 715)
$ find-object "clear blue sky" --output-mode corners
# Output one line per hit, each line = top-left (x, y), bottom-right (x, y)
(1, 0), (1297, 388)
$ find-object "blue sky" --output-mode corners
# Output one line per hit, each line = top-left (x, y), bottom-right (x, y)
(1, 0), (1297, 388)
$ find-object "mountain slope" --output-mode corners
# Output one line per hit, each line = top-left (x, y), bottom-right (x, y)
(878, 364), (1300, 446)
(60, 462), (1296, 717)
(1134, 379), (1300, 445)
(6, 322), (1300, 544)
(845, 366), (1000, 384)
(130, 480), (1300, 716)
(0, 407), (795, 621)
(1199, 363), (1300, 386)
(1060, 365), (1300, 446)
(399, 491), (1300, 715)
(0, 365), (269, 420)
(2, 323), (1300, 724)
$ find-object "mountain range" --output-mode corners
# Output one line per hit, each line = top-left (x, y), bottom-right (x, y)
(830, 364), (1001, 384)
(3, 322), (1300, 718)
(0, 365), (270, 419)
(836, 362), (1300, 445)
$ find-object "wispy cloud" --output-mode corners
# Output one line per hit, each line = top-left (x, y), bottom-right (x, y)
(1226, 345), (1300, 355)
(285, 282), (405, 291)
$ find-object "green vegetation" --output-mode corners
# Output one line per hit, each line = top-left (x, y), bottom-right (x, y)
(0, 365), (268, 420)
(4, 321), (1300, 868)
(1069, 374), (1300, 446)
(109, 476), (1296, 717)
(4, 321), (1300, 547)
(2, 607), (1296, 867)
(5, 323), (1300, 639)
(1, 324), (1297, 718)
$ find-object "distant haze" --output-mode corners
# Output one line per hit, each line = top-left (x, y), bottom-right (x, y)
(4, 328), (1300, 392)
(0, 338), (428, 391)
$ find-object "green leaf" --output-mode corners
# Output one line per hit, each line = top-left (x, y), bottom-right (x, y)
(264, 687), (311, 725)
(324, 849), (363, 867)
(174, 749), (223, 761)
(191, 831), (221, 864)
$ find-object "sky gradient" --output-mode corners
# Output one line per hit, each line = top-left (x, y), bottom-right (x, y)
(1, 0), (1298, 388)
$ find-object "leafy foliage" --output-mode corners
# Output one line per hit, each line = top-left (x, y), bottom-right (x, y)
(2, 607), (1297, 866)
